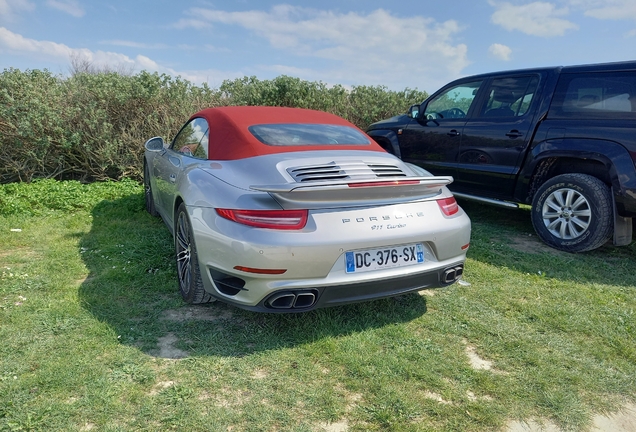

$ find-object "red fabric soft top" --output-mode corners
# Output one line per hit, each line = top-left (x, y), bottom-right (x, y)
(190, 106), (384, 160)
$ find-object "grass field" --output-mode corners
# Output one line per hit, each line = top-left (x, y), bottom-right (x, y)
(1, 180), (635, 431)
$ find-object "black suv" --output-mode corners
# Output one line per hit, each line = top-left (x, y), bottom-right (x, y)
(367, 61), (636, 252)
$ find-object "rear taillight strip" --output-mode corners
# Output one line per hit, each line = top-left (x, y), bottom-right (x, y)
(216, 209), (308, 230)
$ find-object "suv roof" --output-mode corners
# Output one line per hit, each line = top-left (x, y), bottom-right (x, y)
(457, 60), (636, 82)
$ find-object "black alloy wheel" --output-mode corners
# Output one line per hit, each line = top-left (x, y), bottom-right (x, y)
(143, 162), (158, 217)
(175, 203), (213, 304)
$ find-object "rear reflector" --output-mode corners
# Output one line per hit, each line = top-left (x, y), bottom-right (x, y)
(216, 209), (308, 230)
(348, 180), (420, 188)
(234, 266), (287, 275)
(437, 197), (459, 216)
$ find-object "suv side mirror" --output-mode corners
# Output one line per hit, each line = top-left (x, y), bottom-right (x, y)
(408, 104), (421, 119)
(144, 137), (165, 152)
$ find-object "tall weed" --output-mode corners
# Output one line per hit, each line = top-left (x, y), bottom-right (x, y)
(0, 69), (428, 183)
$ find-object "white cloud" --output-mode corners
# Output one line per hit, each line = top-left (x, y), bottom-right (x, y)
(489, 43), (512, 60)
(568, 0), (636, 21)
(175, 6), (470, 90)
(0, 26), (73, 57)
(0, 27), (241, 86)
(0, 0), (34, 21)
(490, 2), (579, 37)
(101, 40), (168, 49)
(46, 0), (84, 18)
(0, 27), (147, 71)
(171, 18), (210, 30)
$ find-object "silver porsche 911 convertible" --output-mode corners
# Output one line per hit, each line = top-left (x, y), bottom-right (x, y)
(143, 106), (471, 312)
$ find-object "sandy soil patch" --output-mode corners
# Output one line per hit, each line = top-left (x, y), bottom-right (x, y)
(507, 234), (564, 255)
(464, 341), (494, 371)
(153, 333), (189, 359)
(507, 402), (636, 432)
(319, 420), (349, 432)
(160, 305), (234, 322)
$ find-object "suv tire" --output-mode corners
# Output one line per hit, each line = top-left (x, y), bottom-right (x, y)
(531, 173), (613, 252)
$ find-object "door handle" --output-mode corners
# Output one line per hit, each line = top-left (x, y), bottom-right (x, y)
(447, 130), (460, 137)
(169, 174), (176, 183)
(505, 130), (523, 138)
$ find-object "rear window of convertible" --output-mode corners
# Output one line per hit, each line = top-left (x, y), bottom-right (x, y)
(248, 124), (371, 146)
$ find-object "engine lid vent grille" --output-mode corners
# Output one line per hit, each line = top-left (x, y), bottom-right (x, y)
(287, 161), (407, 183)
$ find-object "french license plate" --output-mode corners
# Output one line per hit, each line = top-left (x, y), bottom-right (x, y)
(345, 243), (424, 273)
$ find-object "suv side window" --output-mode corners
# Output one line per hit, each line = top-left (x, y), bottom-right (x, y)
(549, 72), (636, 119)
(479, 76), (539, 118)
(424, 81), (482, 120)
(171, 118), (210, 159)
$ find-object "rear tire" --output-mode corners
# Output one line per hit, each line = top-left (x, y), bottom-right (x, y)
(144, 162), (158, 217)
(175, 203), (214, 304)
(531, 173), (613, 252)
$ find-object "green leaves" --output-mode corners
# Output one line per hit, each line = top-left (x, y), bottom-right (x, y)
(0, 68), (427, 184)
(0, 178), (142, 215)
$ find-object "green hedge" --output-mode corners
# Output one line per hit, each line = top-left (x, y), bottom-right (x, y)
(0, 69), (427, 183)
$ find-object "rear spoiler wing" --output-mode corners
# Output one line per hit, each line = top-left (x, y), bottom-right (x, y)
(250, 176), (454, 209)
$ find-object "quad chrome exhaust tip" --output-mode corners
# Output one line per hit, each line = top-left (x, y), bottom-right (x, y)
(266, 290), (318, 309)
(442, 265), (464, 284)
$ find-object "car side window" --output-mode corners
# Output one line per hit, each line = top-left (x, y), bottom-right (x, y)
(549, 72), (636, 118)
(424, 81), (482, 120)
(171, 118), (209, 159)
(479, 76), (539, 118)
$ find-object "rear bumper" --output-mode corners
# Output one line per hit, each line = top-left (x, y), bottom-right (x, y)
(187, 199), (470, 312)
(213, 261), (465, 313)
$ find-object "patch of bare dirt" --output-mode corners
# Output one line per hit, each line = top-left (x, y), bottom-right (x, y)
(507, 234), (563, 255)
(424, 391), (452, 405)
(319, 420), (349, 432)
(465, 344), (494, 371)
(506, 402), (636, 432)
(160, 305), (234, 322)
(251, 369), (268, 380)
(152, 333), (189, 359)
(0, 248), (40, 267)
(148, 380), (175, 396)
(463, 340), (508, 375)
(466, 390), (493, 402)
(211, 386), (251, 408)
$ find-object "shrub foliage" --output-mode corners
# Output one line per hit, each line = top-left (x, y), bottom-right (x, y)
(0, 69), (427, 183)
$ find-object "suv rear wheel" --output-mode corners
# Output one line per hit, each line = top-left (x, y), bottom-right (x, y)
(531, 173), (613, 252)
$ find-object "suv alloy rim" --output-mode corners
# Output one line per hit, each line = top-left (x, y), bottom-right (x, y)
(541, 187), (591, 240)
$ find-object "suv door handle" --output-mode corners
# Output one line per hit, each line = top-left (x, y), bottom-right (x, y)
(505, 130), (523, 138)
(447, 130), (460, 137)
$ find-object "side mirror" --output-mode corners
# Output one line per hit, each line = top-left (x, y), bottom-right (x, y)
(408, 104), (421, 119)
(144, 137), (165, 152)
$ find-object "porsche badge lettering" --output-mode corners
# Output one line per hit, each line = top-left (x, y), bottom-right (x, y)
(342, 212), (425, 224)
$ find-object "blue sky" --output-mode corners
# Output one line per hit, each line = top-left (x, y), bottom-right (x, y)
(1, 0), (635, 92)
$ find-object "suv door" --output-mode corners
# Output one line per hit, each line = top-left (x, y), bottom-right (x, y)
(400, 80), (483, 178)
(455, 75), (540, 198)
